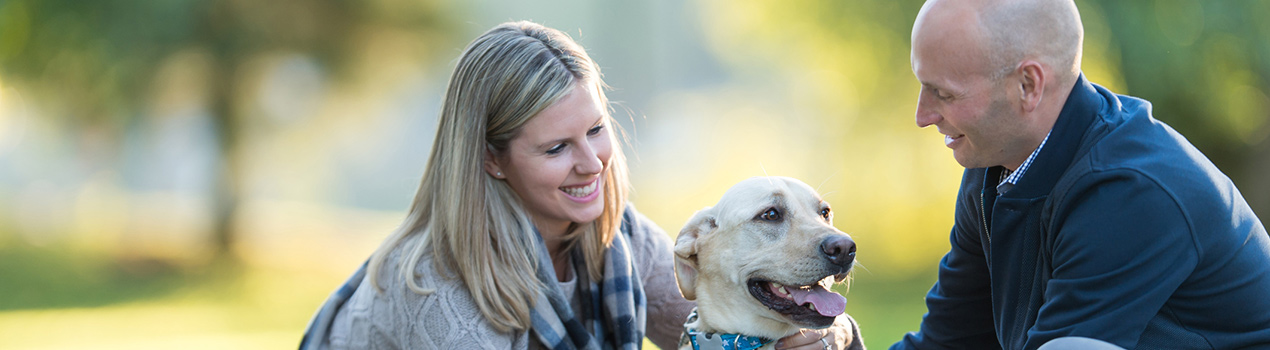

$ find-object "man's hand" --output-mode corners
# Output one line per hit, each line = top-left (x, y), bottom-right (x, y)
(774, 314), (864, 350)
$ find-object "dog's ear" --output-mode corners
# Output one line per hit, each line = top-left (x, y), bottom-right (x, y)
(674, 207), (716, 301)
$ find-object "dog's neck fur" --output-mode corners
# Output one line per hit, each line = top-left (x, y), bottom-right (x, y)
(692, 289), (802, 340)
(681, 308), (777, 350)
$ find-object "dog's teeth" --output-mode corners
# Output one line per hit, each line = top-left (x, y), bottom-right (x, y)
(807, 303), (816, 312)
(779, 287), (789, 296)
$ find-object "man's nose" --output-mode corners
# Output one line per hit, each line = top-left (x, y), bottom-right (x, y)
(915, 93), (940, 128)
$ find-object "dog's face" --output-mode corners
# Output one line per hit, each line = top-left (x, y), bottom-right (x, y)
(674, 176), (855, 339)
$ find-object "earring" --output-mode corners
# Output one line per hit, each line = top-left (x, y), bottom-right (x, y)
(496, 172), (502, 177)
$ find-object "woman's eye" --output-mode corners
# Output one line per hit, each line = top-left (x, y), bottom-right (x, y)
(546, 144), (566, 155)
(587, 124), (604, 136)
(758, 208), (782, 222)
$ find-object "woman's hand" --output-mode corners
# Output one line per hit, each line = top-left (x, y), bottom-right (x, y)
(773, 314), (863, 350)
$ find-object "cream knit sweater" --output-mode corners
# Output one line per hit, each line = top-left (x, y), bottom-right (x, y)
(324, 211), (693, 350)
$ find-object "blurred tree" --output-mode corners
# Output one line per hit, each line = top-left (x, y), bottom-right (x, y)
(0, 0), (455, 262)
(693, 0), (1270, 277)
(693, 0), (959, 276)
(1093, 0), (1270, 216)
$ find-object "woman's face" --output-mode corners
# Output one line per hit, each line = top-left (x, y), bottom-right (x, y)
(486, 82), (612, 237)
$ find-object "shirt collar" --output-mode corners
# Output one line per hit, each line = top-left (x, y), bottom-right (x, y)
(997, 131), (1051, 195)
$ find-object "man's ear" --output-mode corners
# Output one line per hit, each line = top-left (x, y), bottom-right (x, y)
(674, 207), (717, 301)
(483, 148), (506, 179)
(1018, 60), (1046, 113)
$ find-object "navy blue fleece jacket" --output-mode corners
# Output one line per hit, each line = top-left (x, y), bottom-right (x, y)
(893, 75), (1270, 350)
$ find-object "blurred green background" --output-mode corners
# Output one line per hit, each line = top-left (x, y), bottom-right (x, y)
(1, 0), (1268, 349)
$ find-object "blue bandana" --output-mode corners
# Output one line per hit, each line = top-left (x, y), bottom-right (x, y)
(683, 309), (774, 350)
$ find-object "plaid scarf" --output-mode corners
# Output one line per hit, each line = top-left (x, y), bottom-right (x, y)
(530, 212), (647, 350)
(298, 210), (647, 350)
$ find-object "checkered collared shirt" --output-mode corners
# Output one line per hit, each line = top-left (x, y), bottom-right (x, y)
(997, 131), (1051, 195)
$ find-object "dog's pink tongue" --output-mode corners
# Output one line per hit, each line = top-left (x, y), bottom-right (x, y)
(789, 285), (846, 317)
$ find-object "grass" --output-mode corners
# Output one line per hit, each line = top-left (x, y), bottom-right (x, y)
(840, 272), (936, 349)
(0, 245), (192, 310)
(0, 242), (338, 350)
(0, 241), (937, 350)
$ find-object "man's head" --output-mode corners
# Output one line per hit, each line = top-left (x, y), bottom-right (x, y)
(910, 0), (1083, 170)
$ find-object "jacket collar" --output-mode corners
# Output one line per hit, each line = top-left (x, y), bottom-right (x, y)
(999, 73), (1106, 199)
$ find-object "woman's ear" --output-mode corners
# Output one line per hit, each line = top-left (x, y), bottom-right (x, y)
(484, 148), (506, 179)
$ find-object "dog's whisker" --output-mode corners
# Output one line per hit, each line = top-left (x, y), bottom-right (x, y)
(851, 260), (873, 276)
(816, 172), (839, 193)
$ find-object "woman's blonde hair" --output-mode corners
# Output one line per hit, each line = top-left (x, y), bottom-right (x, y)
(366, 21), (630, 333)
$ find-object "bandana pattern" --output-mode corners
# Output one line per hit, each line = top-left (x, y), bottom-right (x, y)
(681, 309), (773, 350)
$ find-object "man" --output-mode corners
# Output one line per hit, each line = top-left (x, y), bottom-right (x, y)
(895, 0), (1270, 349)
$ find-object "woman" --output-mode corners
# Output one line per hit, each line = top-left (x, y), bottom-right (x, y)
(300, 21), (856, 350)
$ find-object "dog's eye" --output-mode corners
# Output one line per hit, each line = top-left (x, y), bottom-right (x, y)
(757, 208), (782, 222)
(820, 207), (831, 220)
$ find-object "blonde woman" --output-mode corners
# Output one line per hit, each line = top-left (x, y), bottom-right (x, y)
(301, 21), (857, 350)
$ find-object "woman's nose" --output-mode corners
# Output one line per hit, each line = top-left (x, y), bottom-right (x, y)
(575, 141), (604, 175)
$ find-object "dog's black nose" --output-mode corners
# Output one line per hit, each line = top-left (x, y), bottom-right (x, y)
(820, 235), (856, 268)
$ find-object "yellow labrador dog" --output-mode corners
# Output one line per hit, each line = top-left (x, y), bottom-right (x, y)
(675, 176), (861, 350)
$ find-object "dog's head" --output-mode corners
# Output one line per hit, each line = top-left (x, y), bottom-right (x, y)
(674, 176), (855, 338)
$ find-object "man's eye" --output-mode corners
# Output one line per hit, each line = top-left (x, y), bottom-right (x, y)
(926, 87), (952, 101)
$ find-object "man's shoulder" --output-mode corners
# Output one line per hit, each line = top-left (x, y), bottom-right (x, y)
(1081, 104), (1218, 192)
(1054, 83), (1215, 193)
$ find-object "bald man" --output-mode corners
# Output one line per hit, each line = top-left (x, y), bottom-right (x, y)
(897, 0), (1270, 349)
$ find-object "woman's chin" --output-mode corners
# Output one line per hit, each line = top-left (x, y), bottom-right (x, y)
(571, 201), (606, 225)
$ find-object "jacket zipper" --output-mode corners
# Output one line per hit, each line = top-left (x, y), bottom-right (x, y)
(980, 190), (991, 243)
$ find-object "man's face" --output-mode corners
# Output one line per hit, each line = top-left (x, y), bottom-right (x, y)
(911, 2), (1030, 170)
